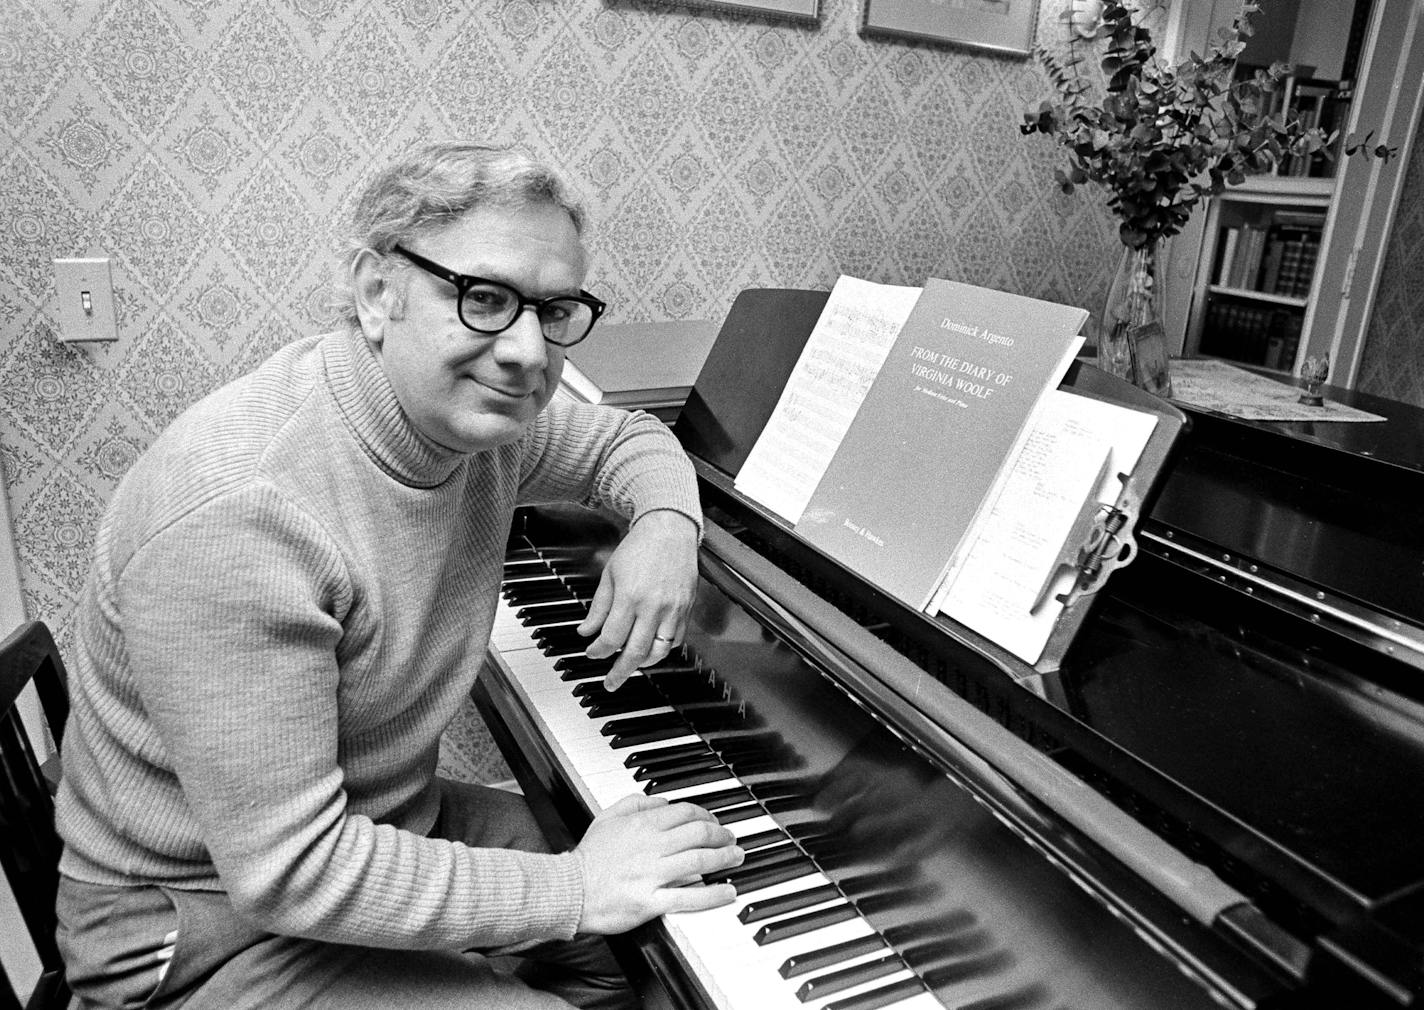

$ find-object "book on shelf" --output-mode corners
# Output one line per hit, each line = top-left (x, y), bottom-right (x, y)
(1235, 225), (1268, 289)
(1292, 231), (1321, 297)
(732, 275), (1180, 668)
(1201, 297), (1303, 369)
(1214, 227), (1241, 286)
(1259, 232), (1286, 293)
(1213, 210), (1325, 297)
(560, 319), (720, 414)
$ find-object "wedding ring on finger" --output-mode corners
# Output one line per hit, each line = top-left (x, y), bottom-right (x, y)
(653, 633), (677, 644)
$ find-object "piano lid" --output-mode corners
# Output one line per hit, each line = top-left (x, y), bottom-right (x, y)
(1147, 381), (1424, 631)
(673, 289), (1424, 1005)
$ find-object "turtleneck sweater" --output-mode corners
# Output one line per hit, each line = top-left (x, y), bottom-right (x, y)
(55, 327), (702, 951)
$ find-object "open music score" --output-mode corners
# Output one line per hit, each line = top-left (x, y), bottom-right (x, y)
(930, 389), (1156, 663)
(734, 276), (921, 524)
(735, 275), (1163, 667)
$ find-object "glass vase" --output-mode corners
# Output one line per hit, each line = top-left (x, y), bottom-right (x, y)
(1098, 241), (1173, 397)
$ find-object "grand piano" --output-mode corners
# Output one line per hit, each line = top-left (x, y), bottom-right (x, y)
(473, 289), (1424, 1010)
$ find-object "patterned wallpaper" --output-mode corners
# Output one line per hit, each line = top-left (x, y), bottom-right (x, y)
(2, 0), (1421, 649)
(0, 0), (1114, 639)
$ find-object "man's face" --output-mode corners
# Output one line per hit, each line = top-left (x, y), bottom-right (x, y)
(368, 202), (587, 454)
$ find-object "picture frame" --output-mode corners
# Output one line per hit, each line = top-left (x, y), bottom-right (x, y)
(863, 0), (1038, 57)
(682, 0), (820, 21)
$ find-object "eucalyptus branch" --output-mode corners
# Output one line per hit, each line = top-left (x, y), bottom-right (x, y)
(1021, 0), (1395, 249)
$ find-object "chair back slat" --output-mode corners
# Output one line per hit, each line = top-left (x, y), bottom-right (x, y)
(0, 621), (70, 1008)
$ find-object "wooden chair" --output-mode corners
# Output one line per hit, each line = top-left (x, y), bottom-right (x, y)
(0, 621), (70, 1010)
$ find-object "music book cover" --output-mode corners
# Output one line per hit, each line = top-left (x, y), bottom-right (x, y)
(561, 319), (719, 409)
(793, 278), (1087, 610)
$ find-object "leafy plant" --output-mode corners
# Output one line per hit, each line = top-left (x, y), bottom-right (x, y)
(1021, 0), (1395, 249)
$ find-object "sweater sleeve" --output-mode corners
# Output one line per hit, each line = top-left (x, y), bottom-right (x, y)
(117, 484), (584, 950)
(517, 399), (703, 535)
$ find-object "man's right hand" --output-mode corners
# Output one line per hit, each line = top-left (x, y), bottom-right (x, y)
(574, 794), (743, 934)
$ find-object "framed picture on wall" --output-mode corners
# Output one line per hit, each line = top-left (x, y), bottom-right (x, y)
(863, 0), (1038, 56)
(684, 0), (819, 20)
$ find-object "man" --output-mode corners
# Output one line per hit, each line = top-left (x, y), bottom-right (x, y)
(54, 142), (742, 1009)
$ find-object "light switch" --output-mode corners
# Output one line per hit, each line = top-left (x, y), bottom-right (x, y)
(54, 257), (119, 343)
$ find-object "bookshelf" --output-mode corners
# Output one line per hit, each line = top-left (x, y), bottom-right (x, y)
(1164, 0), (1424, 388)
(1186, 177), (1333, 372)
(1183, 64), (1352, 373)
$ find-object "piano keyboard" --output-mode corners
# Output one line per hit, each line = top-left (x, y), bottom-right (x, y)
(487, 547), (1022, 1010)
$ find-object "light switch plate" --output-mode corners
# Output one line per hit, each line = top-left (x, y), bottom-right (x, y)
(54, 257), (119, 343)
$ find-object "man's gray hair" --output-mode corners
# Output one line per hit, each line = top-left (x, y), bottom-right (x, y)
(332, 142), (586, 327)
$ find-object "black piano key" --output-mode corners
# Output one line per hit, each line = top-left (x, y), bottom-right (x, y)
(646, 766), (734, 794)
(580, 683), (660, 707)
(740, 882), (841, 924)
(632, 752), (722, 781)
(736, 827), (790, 851)
(559, 663), (615, 682)
(577, 676), (656, 698)
(599, 712), (684, 738)
(900, 928), (994, 969)
(713, 803), (764, 825)
(531, 616), (589, 635)
(780, 933), (889, 979)
(705, 841), (800, 883)
(753, 902), (859, 946)
(532, 626), (589, 648)
(920, 950), (1014, 988)
(795, 953), (906, 1002)
(623, 741), (712, 767)
(813, 964), (923, 1010)
(883, 910), (976, 948)
(553, 654), (610, 671)
(506, 585), (588, 606)
(690, 786), (753, 811)
(571, 677), (648, 698)
(838, 866), (926, 901)
(537, 639), (593, 658)
(761, 791), (815, 816)
(651, 682), (722, 708)
(632, 746), (717, 769)
(722, 854), (817, 894)
(518, 602), (587, 625)
(608, 724), (692, 748)
(586, 694), (665, 719)
(555, 655), (609, 673)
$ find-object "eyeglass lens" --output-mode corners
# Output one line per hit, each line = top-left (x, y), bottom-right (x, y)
(460, 282), (596, 346)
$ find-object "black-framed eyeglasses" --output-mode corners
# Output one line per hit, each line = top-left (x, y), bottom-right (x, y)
(392, 245), (606, 347)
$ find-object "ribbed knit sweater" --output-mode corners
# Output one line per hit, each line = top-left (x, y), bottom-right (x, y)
(54, 327), (702, 951)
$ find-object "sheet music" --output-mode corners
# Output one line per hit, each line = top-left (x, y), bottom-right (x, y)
(931, 390), (1158, 664)
(734, 276), (921, 523)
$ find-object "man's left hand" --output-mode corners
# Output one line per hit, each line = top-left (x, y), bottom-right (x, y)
(578, 510), (699, 690)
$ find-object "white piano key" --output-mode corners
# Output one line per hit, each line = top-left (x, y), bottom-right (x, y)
(726, 813), (782, 841)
